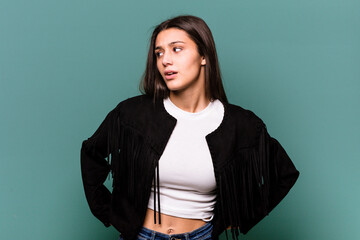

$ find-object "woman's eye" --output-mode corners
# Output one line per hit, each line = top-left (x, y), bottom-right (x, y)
(155, 48), (181, 57)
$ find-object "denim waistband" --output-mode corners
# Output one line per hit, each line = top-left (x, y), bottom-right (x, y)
(137, 222), (213, 240)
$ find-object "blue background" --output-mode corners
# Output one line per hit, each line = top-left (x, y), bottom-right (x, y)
(1, 0), (359, 239)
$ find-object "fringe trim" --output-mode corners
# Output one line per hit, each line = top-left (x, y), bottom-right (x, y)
(153, 161), (161, 224)
(218, 126), (276, 240)
(104, 114), (159, 214)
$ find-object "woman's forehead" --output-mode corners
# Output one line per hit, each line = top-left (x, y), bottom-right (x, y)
(155, 28), (192, 47)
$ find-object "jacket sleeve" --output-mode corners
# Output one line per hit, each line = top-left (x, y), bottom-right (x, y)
(241, 125), (300, 234)
(80, 108), (118, 227)
(267, 132), (300, 211)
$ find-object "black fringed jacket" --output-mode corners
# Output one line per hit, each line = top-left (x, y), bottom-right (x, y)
(80, 94), (299, 240)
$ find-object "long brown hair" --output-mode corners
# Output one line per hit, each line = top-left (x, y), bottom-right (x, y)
(139, 15), (228, 104)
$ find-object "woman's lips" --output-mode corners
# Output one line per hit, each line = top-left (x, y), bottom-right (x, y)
(165, 72), (178, 80)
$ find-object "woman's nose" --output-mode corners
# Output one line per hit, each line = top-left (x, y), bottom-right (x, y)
(162, 51), (172, 66)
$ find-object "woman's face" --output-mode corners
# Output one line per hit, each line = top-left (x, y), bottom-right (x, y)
(155, 28), (206, 95)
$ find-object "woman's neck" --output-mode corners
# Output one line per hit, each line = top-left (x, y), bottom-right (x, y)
(169, 91), (210, 113)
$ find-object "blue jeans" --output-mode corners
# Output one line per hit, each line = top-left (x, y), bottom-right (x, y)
(118, 222), (213, 240)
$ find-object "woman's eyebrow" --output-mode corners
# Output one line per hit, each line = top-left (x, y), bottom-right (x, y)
(155, 41), (185, 50)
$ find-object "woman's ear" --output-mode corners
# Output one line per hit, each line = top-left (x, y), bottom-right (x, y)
(201, 56), (206, 66)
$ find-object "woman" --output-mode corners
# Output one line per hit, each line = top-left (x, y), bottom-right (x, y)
(80, 15), (299, 240)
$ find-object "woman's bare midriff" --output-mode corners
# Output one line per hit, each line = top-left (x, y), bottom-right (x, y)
(142, 208), (207, 234)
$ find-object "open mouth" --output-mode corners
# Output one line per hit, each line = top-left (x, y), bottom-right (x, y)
(166, 72), (177, 75)
(164, 71), (178, 80)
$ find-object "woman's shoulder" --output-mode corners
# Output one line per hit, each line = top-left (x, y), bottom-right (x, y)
(222, 102), (266, 148)
(119, 94), (152, 104)
(226, 102), (265, 129)
(109, 94), (163, 124)
(115, 94), (150, 107)
(111, 94), (153, 113)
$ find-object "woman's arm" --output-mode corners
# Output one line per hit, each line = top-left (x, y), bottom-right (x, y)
(241, 125), (300, 233)
(80, 108), (118, 227)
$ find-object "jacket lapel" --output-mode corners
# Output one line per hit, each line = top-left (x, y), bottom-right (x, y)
(146, 97), (177, 156)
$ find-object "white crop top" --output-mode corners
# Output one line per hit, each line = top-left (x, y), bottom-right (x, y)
(147, 97), (224, 221)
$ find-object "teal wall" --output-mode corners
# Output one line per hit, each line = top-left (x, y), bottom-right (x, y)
(1, 0), (359, 239)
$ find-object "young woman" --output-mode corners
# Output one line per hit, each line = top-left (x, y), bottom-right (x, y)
(81, 15), (299, 240)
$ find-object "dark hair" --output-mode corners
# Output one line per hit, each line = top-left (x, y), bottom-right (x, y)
(139, 15), (228, 104)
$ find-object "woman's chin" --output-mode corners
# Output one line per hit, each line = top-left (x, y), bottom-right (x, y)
(165, 83), (183, 92)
